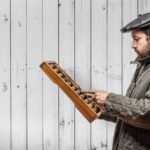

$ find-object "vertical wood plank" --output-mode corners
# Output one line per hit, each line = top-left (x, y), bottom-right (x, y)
(107, 0), (122, 149)
(138, 0), (147, 14)
(146, 0), (150, 12)
(0, 0), (148, 149)
(75, 0), (91, 149)
(11, 0), (27, 149)
(59, 0), (75, 149)
(27, 0), (43, 149)
(91, 0), (107, 149)
(0, 0), (10, 150)
(138, 0), (150, 13)
(122, 0), (137, 95)
(43, 0), (59, 150)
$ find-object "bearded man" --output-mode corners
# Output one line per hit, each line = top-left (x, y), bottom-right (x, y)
(82, 12), (150, 150)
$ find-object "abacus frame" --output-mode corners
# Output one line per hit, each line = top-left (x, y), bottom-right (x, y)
(40, 61), (100, 122)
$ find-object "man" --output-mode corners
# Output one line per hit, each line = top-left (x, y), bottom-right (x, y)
(82, 12), (150, 150)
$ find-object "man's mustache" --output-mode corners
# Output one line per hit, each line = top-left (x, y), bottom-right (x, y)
(134, 49), (138, 53)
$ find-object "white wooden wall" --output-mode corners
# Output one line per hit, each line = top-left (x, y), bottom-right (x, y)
(0, 0), (150, 150)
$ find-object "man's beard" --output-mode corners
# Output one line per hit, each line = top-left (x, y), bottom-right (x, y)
(135, 43), (150, 58)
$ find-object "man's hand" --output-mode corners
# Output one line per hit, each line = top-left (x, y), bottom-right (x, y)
(81, 90), (109, 108)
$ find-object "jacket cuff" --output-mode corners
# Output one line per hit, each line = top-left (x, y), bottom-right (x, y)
(104, 92), (120, 114)
(98, 107), (117, 122)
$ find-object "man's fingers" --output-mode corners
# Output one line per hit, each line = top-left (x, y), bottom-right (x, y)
(81, 89), (97, 94)
(84, 93), (95, 98)
(95, 99), (105, 106)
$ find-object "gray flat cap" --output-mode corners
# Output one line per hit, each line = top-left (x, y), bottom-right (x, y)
(121, 12), (150, 33)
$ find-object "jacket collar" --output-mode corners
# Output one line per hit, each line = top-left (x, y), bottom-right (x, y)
(131, 55), (150, 64)
(137, 55), (150, 64)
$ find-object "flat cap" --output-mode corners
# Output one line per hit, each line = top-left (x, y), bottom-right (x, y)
(121, 12), (150, 33)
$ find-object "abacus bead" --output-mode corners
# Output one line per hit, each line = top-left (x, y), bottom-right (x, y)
(59, 73), (64, 78)
(84, 99), (90, 104)
(55, 68), (60, 73)
(72, 86), (77, 91)
(51, 64), (56, 69)
(94, 106), (100, 113)
(89, 101), (95, 108)
(76, 90), (81, 95)
(68, 82), (73, 86)
(80, 94), (86, 99)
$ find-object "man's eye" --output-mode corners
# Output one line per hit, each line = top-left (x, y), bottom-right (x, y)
(134, 38), (139, 42)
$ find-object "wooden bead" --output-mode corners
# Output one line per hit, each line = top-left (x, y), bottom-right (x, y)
(71, 86), (77, 91)
(59, 73), (64, 78)
(94, 106), (100, 113)
(51, 64), (56, 69)
(88, 101), (95, 108)
(84, 98), (91, 104)
(54, 68), (60, 73)
(62, 77), (69, 82)
(76, 90), (81, 95)
(80, 94), (86, 99)
(68, 82), (73, 87)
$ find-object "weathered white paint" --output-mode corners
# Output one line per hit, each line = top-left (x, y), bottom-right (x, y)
(91, 0), (107, 149)
(43, 0), (59, 150)
(0, 0), (10, 150)
(74, 0), (91, 149)
(107, 0), (122, 149)
(0, 0), (149, 150)
(27, 0), (43, 149)
(138, 0), (148, 14)
(122, 0), (137, 95)
(11, 0), (27, 149)
(75, 0), (91, 149)
(59, 0), (75, 149)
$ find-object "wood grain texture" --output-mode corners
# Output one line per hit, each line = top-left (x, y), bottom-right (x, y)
(27, 0), (43, 149)
(59, 0), (75, 149)
(42, 0), (59, 150)
(40, 61), (99, 122)
(107, 0), (122, 149)
(91, 0), (107, 149)
(11, 0), (27, 149)
(0, 0), (10, 150)
(122, 0), (137, 95)
(75, 0), (91, 149)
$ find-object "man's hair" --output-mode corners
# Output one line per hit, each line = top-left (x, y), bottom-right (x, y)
(141, 28), (150, 40)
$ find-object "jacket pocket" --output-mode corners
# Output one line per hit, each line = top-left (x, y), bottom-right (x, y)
(120, 125), (136, 149)
(135, 128), (150, 150)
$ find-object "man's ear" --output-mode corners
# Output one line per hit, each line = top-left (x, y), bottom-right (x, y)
(147, 36), (150, 42)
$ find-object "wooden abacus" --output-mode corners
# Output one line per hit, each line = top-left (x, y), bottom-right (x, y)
(40, 61), (101, 122)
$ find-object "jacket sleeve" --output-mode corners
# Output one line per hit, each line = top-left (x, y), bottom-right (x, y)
(104, 90), (150, 129)
(98, 109), (117, 123)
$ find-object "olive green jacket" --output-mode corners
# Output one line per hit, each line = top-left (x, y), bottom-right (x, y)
(99, 56), (150, 150)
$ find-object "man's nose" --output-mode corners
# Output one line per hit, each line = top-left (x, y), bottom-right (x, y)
(132, 41), (136, 49)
